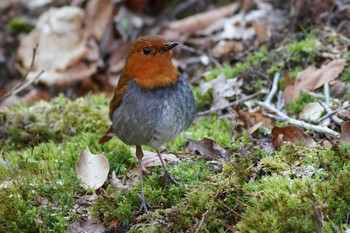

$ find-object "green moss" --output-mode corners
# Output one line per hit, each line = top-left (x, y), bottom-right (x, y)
(192, 86), (212, 111)
(91, 159), (211, 226)
(286, 92), (318, 115)
(168, 117), (232, 151)
(340, 67), (350, 82)
(7, 17), (34, 33)
(0, 94), (109, 146)
(285, 35), (321, 62)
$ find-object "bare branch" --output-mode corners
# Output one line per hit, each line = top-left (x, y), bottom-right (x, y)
(256, 101), (339, 137)
(264, 72), (280, 104)
(0, 44), (44, 102)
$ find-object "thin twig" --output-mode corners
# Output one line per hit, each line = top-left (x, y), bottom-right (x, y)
(264, 72), (280, 104)
(198, 92), (260, 116)
(318, 103), (350, 123)
(256, 101), (339, 136)
(324, 83), (330, 105)
(0, 44), (44, 102)
(277, 90), (284, 111)
(318, 101), (343, 125)
(317, 83), (343, 125)
(311, 203), (324, 233)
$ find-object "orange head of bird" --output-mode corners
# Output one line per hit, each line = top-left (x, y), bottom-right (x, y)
(122, 35), (179, 89)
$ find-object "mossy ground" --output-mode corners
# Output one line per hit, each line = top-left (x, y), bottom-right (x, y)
(1, 33), (350, 232)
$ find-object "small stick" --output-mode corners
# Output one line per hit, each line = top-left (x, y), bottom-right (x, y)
(318, 103), (350, 122)
(264, 72), (280, 104)
(318, 101), (343, 125)
(311, 203), (324, 233)
(0, 44), (44, 102)
(256, 101), (339, 136)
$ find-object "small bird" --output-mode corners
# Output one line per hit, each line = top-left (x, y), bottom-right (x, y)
(99, 35), (196, 212)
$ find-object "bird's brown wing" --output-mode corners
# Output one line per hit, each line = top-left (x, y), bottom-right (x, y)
(98, 75), (129, 144)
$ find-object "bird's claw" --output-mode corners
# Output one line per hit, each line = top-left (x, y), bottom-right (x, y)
(162, 171), (180, 187)
(136, 198), (152, 215)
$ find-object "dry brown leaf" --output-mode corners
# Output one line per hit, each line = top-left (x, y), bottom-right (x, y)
(68, 219), (105, 233)
(109, 171), (135, 191)
(340, 121), (350, 143)
(85, 0), (114, 41)
(200, 74), (242, 111)
(233, 105), (250, 129)
(76, 147), (110, 191)
(212, 41), (243, 57)
(184, 138), (227, 160)
(252, 20), (271, 42)
(298, 102), (324, 122)
(247, 122), (263, 135)
(315, 59), (347, 88)
(248, 110), (273, 128)
(130, 148), (179, 169)
(284, 59), (347, 102)
(271, 125), (316, 149)
(16, 6), (100, 87)
(160, 3), (239, 40)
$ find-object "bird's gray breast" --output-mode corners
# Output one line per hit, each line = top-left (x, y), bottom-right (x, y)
(111, 75), (195, 149)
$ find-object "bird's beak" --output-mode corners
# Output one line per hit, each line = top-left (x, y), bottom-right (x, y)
(159, 42), (179, 53)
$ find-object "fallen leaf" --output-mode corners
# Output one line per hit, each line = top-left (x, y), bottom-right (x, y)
(76, 147), (110, 191)
(160, 3), (239, 40)
(271, 125), (316, 149)
(109, 170), (135, 191)
(200, 74), (242, 111)
(252, 20), (271, 42)
(340, 121), (350, 143)
(184, 138), (227, 160)
(85, 0), (114, 41)
(248, 110), (273, 128)
(130, 148), (179, 168)
(284, 59), (347, 102)
(298, 102), (324, 122)
(212, 41), (243, 57)
(16, 6), (100, 87)
(68, 219), (105, 233)
(315, 59), (347, 88)
(233, 105), (250, 129)
(247, 122), (263, 135)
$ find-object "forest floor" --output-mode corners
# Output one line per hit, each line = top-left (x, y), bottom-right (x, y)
(1, 0), (350, 232)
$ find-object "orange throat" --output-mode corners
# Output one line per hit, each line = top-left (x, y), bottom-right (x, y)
(123, 56), (179, 89)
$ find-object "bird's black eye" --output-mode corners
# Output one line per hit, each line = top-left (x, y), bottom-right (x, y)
(143, 47), (151, 55)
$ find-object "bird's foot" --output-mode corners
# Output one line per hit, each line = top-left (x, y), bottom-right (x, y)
(162, 170), (180, 187)
(136, 197), (152, 215)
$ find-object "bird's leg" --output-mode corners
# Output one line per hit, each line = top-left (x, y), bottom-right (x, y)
(136, 145), (150, 213)
(156, 150), (180, 187)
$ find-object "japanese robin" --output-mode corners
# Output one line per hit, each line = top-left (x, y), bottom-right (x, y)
(99, 35), (196, 212)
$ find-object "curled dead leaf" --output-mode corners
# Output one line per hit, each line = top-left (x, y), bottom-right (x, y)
(76, 147), (110, 191)
(130, 148), (179, 169)
(271, 125), (316, 149)
(184, 138), (227, 160)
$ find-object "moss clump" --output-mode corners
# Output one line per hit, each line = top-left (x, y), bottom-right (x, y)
(168, 116), (232, 151)
(91, 159), (211, 226)
(286, 92), (318, 115)
(340, 66), (350, 82)
(285, 35), (321, 63)
(7, 17), (34, 33)
(0, 94), (109, 146)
